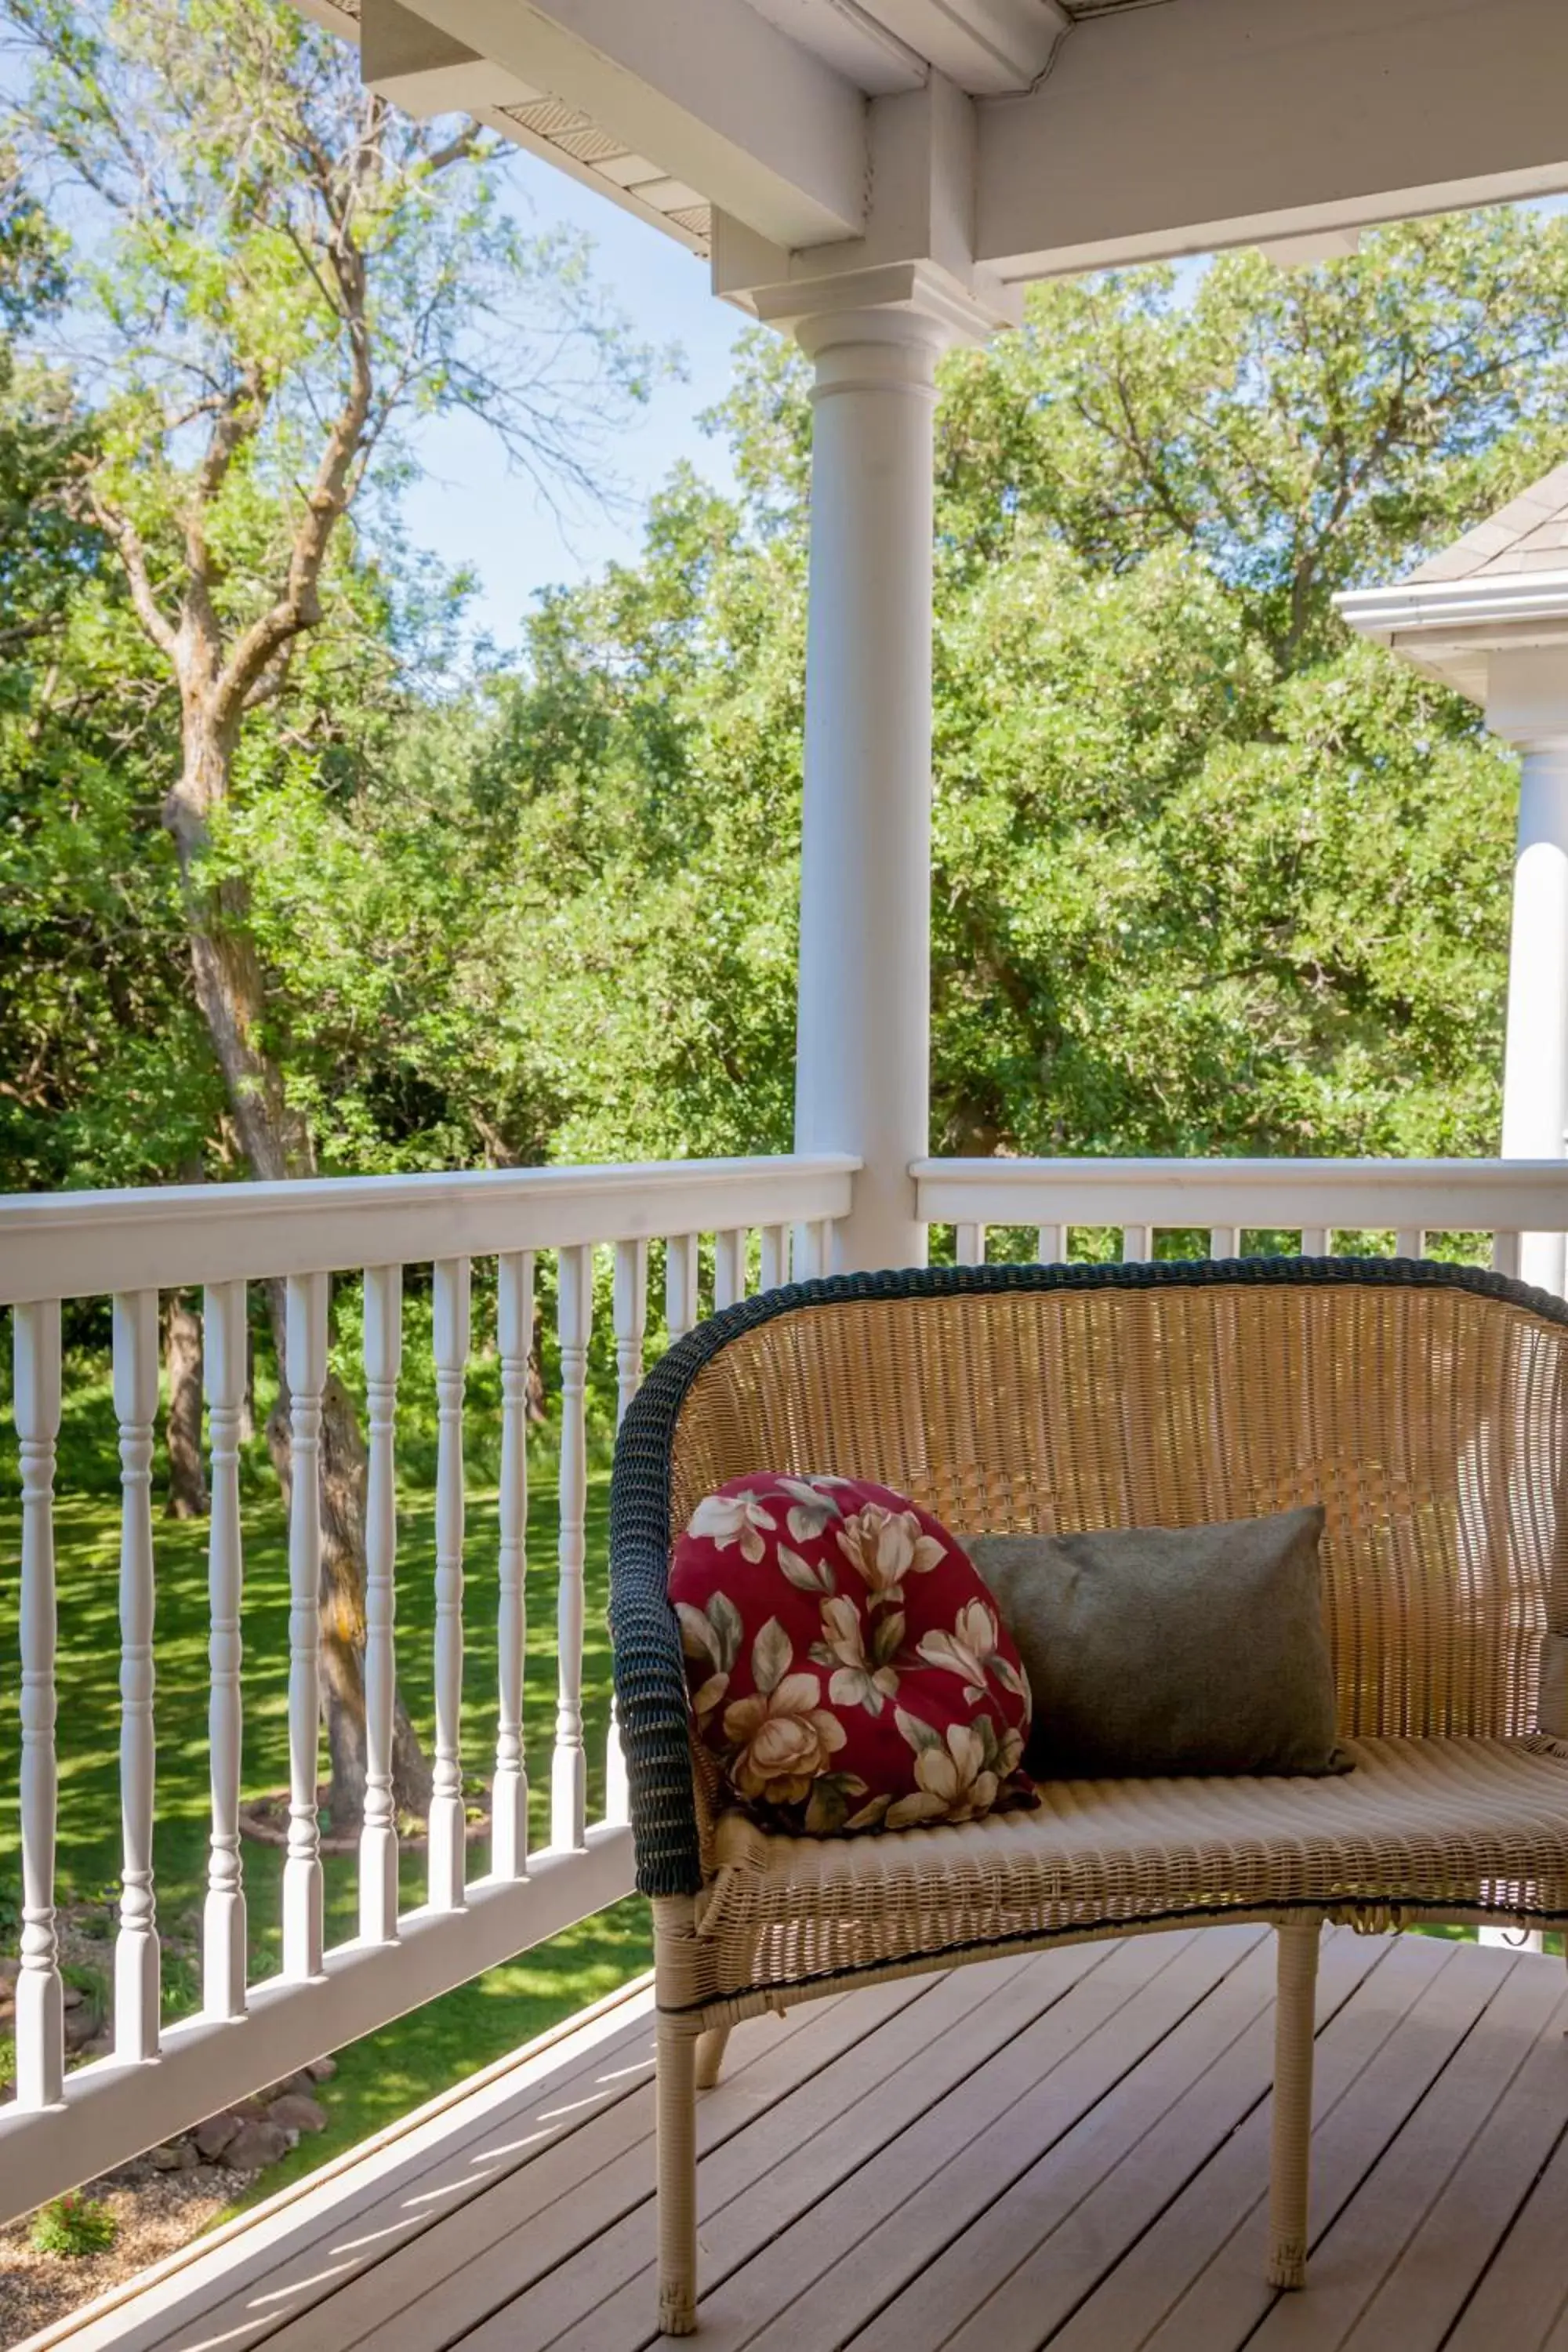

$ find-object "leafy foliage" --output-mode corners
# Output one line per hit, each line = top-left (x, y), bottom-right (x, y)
(30, 2194), (118, 2257)
(3, 71), (1568, 1192)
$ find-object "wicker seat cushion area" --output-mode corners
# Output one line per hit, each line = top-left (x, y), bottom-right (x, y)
(675, 1735), (1568, 2016)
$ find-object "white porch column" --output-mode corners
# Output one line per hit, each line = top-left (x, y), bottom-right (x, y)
(1500, 742), (1568, 1295)
(1487, 651), (1568, 1299)
(791, 299), (953, 1273)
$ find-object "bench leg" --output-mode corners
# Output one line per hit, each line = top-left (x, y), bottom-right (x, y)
(658, 2013), (700, 2335)
(1269, 1919), (1322, 2290)
(695, 2026), (731, 2089)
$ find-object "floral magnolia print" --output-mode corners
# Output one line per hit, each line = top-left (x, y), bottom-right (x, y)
(669, 1473), (1036, 1836)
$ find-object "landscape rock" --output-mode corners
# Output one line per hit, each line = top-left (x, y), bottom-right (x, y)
(305, 2055), (338, 2082)
(147, 2144), (186, 2172)
(60, 1983), (84, 2011)
(63, 2005), (100, 2052)
(266, 2092), (326, 2134)
(193, 2112), (241, 2160)
(221, 2121), (289, 2171)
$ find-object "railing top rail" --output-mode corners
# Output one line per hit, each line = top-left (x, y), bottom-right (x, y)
(0, 1154), (859, 1306)
(914, 1156), (1568, 1232)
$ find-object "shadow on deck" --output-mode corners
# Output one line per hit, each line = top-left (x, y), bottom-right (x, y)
(24, 1924), (1568, 2352)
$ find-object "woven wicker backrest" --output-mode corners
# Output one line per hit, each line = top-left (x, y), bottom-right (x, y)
(663, 1265), (1568, 1742)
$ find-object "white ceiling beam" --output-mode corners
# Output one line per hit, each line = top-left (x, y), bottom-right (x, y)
(381, 0), (870, 248)
(361, 0), (540, 117)
(862, 0), (1069, 96)
(742, 0), (927, 98)
(977, 0), (1568, 281)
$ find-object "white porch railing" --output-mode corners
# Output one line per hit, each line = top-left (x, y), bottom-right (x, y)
(915, 1156), (1568, 1278)
(0, 1154), (855, 2223)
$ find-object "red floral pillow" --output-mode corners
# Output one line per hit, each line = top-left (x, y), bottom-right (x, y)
(669, 1473), (1036, 1836)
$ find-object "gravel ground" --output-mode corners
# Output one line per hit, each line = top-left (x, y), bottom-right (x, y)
(0, 2162), (233, 2350)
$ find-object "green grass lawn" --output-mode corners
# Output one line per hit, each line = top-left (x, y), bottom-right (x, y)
(0, 1456), (652, 2205)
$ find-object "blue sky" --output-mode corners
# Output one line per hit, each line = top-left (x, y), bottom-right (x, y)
(399, 149), (747, 651)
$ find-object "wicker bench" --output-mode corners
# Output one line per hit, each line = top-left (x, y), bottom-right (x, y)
(608, 1258), (1568, 2334)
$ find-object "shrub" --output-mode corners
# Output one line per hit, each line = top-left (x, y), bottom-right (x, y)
(30, 2194), (118, 2257)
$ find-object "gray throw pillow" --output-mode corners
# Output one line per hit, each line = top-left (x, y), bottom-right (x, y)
(961, 1507), (1349, 1780)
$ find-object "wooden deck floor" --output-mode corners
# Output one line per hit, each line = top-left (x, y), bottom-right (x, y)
(26, 1925), (1568, 2352)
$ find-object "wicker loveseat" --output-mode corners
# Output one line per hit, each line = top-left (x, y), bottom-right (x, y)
(608, 1258), (1568, 2335)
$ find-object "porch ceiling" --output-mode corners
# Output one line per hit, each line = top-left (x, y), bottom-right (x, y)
(307, 0), (1568, 298)
(30, 1926), (1568, 2352)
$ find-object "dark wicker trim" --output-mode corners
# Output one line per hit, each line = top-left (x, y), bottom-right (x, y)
(608, 1254), (1568, 1897)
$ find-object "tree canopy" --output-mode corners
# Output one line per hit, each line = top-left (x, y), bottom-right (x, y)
(4, 50), (1567, 1203)
(358, 212), (1561, 1171)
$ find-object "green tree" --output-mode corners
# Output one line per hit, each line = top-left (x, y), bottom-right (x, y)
(397, 211), (1562, 1177)
(4, 0), (655, 1824)
(0, 137), (207, 1200)
(927, 214), (1568, 1157)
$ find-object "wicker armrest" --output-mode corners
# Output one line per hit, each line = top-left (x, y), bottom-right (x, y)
(609, 1350), (706, 1897)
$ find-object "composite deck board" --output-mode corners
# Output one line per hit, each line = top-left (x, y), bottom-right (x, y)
(552, 1931), (1214, 2352)
(24, 1930), (1568, 2352)
(1334, 1975), (1568, 2352)
(1141, 1937), (1526, 2352)
(1443, 2124), (1568, 2352)
(268, 1969), (940, 2352)
(887, 1931), (1394, 2352)
(1044, 1931), (1457, 2352)
(1247, 1951), (1566, 2352)
(700, 1928), (1265, 2352)
(459, 1943), (1127, 2352)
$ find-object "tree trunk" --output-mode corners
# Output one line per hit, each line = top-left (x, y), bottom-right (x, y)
(164, 712), (431, 1835)
(164, 1291), (209, 1519)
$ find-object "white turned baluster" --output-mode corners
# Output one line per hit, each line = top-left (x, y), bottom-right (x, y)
(1210, 1226), (1240, 1260)
(1036, 1224), (1065, 1265)
(1396, 1228), (1424, 1261)
(14, 1301), (64, 2107)
(613, 1241), (648, 1425)
(1122, 1225), (1152, 1264)
(794, 1220), (830, 1281)
(429, 1258), (470, 1912)
(1494, 1231), (1523, 1279)
(554, 1243), (592, 1850)
(666, 1235), (699, 1345)
(493, 1250), (533, 1882)
(283, 1273), (327, 1978)
(713, 1229), (746, 1311)
(1300, 1227), (1329, 1258)
(760, 1225), (790, 1292)
(955, 1222), (986, 1267)
(113, 1291), (160, 2061)
(203, 1282), (247, 2018)
(606, 1241), (648, 1829)
(359, 1266), (401, 1944)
